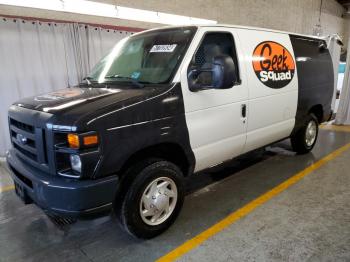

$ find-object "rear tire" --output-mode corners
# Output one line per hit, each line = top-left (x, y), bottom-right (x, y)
(291, 113), (318, 154)
(115, 159), (185, 239)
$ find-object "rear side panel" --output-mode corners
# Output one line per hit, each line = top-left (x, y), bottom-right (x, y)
(289, 35), (334, 131)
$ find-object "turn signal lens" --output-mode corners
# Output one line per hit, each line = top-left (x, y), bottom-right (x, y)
(67, 134), (80, 148)
(83, 135), (98, 146)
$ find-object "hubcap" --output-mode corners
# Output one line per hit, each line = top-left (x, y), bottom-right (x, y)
(305, 120), (317, 147)
(139, 177), (178, 226)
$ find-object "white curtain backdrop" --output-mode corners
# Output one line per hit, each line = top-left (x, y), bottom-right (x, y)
(0, 17), (135, 156)
(335, 37), (350, 125)
(326, 35), (342, 112)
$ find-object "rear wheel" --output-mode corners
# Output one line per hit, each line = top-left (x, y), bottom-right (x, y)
(291, 113), (318, 154)
(115, 159), (185, 239)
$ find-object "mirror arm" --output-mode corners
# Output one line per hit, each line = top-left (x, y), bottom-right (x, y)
(188, 68), (213, 77)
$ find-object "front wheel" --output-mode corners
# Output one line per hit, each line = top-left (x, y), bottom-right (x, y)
(291, 113), (319, 154)
(115, 160), (185, 239)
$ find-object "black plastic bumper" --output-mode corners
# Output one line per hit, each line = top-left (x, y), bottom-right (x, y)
(6, 148), (119, 218)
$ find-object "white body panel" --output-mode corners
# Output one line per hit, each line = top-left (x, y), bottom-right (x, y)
(235, 29), (298, 153)
(180, 27), (248, 172)
(178, 26), (298, 172)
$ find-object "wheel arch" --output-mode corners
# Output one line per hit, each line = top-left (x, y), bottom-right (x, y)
(308, 104), (323, 123)
(118, 142), (194, 178)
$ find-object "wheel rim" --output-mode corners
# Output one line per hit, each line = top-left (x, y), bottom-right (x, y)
(139, 177), (178, 226)
(305, 120), (317, 147)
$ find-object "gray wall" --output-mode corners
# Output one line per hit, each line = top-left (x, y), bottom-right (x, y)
(114, 0), (346, 37)
(0, 0), (347, 39)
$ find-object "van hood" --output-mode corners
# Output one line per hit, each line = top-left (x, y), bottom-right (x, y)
(14, 85), (159, 113)
(12, 85), (165, 126)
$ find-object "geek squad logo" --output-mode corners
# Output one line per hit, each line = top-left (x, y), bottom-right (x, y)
(252, 41), (295, 89)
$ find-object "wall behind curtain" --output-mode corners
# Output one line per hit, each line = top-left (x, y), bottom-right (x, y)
(0, 17), (135, 156)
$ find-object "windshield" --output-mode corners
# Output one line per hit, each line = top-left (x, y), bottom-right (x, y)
(87, 27), (197, 85)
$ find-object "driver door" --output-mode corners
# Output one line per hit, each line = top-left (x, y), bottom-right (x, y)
(180, 28), (249, 172)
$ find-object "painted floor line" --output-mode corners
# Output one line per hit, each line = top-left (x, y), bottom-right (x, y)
(156, 142), (350, 262)
(320, 124), (350, 132)
(0, 185), (15, 193)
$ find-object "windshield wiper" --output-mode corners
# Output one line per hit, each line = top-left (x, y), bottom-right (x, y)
(83, 76), (95, 80)
(81, 76), (98, 85)
(104, 75), (145, 88)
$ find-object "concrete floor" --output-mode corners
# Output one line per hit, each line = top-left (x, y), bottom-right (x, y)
(0, 128), (350, 262)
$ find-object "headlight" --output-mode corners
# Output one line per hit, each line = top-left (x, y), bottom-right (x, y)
(70, 154), (82, 173)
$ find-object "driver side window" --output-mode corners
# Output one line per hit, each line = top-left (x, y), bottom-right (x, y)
(189, 32), (240, 87)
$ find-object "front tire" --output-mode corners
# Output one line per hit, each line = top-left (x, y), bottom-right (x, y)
(291, 113), (319, 154)
(115, 160), (185, 239)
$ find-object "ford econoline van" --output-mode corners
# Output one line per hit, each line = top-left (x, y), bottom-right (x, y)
(6, 25), (334, 238)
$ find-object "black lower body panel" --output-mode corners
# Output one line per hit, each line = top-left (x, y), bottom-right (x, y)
(6, 149), (119, 218)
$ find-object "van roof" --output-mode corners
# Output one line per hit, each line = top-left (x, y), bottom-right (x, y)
(141, 24), (324, 41)
(200, 24), (323, 39)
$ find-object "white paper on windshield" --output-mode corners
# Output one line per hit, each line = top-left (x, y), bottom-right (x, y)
(150, 44), (177, 53)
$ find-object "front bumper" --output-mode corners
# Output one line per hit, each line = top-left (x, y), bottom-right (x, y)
(6, 148), (119, 218)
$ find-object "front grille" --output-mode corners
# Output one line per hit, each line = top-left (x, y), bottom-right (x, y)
(10, 118), (34, 133)
(13, 143), (37, 161)
(9, 117), (47, 165)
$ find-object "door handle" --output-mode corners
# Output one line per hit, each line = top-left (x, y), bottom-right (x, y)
(241, 104), (247, 118)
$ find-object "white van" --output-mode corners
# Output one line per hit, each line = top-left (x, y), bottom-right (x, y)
(7, 25), (334, 238)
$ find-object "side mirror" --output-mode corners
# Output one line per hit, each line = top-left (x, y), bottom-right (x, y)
(188, 55), (237, 91)
(319, 41), (327, 51)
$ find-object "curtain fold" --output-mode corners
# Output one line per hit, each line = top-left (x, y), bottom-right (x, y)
(326, 35), (342, 113)
(0, 17), (135, 156)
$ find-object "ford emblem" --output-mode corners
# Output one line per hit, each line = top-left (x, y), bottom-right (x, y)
(16, 133), (27, 145)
